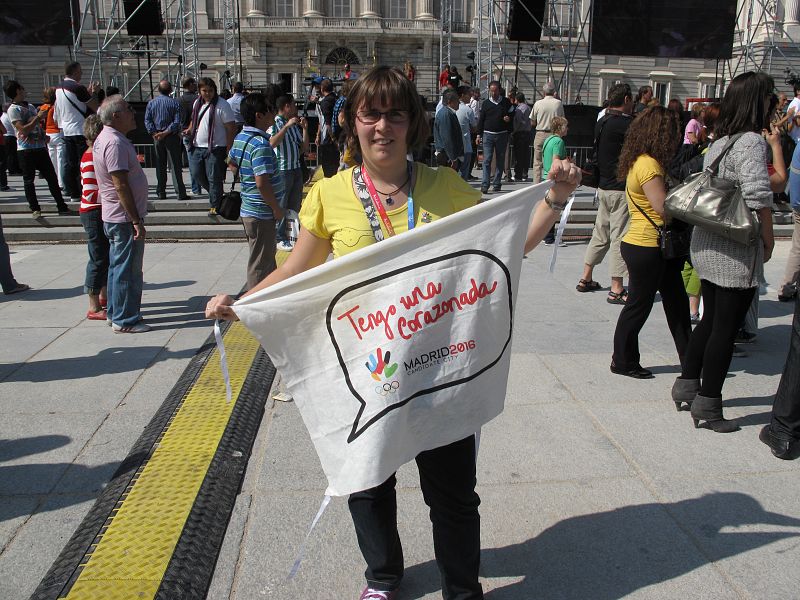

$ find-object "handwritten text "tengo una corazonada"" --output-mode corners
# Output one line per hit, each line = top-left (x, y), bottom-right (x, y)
(336, 279), (498, 342)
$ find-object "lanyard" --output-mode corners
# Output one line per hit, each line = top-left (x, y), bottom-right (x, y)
(360, 163), (415, 238)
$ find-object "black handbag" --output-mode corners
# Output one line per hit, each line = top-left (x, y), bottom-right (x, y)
(218, 187), (241, 221)
(218, 134), (264, 222)
(628, 186), (691, 260)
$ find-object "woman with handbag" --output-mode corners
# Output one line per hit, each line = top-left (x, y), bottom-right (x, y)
(205, 66), (581, 600)
(610, 106), (691, 379)
(671, 72), (776, 433)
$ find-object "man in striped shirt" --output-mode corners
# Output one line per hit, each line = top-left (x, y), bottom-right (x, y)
(267, 94), (309, 251)
(145, 80), (188, 200)
(228, 90), (285, 290)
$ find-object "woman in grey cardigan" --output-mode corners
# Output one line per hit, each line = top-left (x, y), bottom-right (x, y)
(671, 72), (776, 433)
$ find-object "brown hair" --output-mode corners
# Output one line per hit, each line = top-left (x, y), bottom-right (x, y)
(691, 102), (705, 120)
(343, 66), (430, 154)
(616, 105), (681, 180)
(702, 102), (721, 137)
(43, 87), (56, 104)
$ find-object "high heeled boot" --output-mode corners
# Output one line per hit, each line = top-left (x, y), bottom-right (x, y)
(671, 377), (700, 412)
(690, 394), (740, 433)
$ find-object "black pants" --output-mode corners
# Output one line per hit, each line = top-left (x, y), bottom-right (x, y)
(348, 435), (483, 599)
(318, 141), (339, 178)
(613, 242), (691, 370)
(153, 134), (187, 197)
(18, 148), (67, 212)
(682, 280), (756, 397)
(0, 144), (8, 187)
(63, 135), (88, 199)
(770, 294), (800, 438)
(512, 131), (531, 180)
(2, 136), (20, 174)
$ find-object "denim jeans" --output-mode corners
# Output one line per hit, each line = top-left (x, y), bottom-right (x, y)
(1, 213), (20, 292)
(80, 209), (110, 294)
(104, 222), (145, 327)
(460, 152), (473, 181)
(188, 146), (227, 209)
(183, 137), (202, 193)
(276, 168), (303, 243)
(481, 131), (508, 190)
(348, 435), (482, 599)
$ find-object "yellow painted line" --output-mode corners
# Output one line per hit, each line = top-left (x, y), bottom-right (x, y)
(65, 322), (261, 599)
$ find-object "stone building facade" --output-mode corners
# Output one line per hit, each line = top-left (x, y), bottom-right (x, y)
(2, 0), (800, 107)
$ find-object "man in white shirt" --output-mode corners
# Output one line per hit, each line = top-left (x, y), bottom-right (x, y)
(183, 77), (237, 216)
(54, 62), (100, 199)
(530, 81), (565, 183)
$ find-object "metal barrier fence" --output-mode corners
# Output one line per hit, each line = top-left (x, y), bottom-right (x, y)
(134, 143), (592, 172)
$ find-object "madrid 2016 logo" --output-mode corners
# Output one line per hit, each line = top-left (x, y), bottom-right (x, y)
(366, 348), (400, 396)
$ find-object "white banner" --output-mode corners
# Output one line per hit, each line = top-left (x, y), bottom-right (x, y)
(234, 181), (550, 496)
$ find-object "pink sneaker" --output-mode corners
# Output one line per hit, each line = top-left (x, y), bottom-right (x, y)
(359, 588), (397, 600)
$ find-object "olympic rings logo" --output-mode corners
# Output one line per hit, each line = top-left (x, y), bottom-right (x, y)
(374, 380), (400, 396)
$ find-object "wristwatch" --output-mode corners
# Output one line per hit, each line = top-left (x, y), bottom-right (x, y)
(544, 190), (568, 212)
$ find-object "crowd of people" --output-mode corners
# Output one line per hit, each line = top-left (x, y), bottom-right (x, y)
(1, 59), (799, 599)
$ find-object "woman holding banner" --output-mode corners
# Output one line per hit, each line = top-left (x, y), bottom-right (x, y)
(206, 66), (580, 600)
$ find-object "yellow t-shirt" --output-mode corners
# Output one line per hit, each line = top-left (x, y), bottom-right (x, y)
(299, 163), (481, 258)
(623, 154), (665, 248)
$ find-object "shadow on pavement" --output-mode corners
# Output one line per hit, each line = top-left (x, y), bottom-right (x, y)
(0, 346), (197, 383)
(0, 462), (121, 520)
(0, 435), (71, 462)
(0, 286), (83, 303)
(143, 280), (196, 291)
(401, 492), (800, 600)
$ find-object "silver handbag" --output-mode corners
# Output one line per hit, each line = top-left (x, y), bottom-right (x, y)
(664, 133), (760, 246)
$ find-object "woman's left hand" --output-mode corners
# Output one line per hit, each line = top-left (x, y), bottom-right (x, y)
(547, 157), (582, 203)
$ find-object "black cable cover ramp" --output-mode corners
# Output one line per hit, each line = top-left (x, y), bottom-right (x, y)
(29, 319), (275, 600)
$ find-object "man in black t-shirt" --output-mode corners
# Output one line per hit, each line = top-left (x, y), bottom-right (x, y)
(577, 83), (633, 304)
(315, 79), (339, 177)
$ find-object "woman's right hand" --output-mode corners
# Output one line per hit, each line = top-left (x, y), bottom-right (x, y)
(206, 294), (239, 321)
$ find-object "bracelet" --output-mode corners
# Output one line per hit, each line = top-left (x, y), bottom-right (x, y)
(544, 190), (568, 212)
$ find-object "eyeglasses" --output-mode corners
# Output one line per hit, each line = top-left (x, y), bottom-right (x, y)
(356, 109), (410, 124)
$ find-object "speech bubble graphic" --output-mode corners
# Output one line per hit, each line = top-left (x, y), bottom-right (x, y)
(326, 250), (513, 443)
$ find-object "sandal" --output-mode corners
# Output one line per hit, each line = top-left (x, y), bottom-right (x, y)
(576, 279), (602, 293)
(607, 290), (628, 305)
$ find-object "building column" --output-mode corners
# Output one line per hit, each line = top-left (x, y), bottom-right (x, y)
(196, 0), (209, 28)
(784, 0), (800, 35)
(416, 0), (435, 19)
(361, 0), (380, 17)
(304, 0), (323, 16)
(247, 0), (266, 16)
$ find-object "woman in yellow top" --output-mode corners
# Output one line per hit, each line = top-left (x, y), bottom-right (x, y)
(206, 66), (581, 600)
(611, 106), (691, 380)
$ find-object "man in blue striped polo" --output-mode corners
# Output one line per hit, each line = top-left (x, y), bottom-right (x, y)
(267, 94), (309, 252)
(145, 80), (188, 200)
(228, 90), (285, 290)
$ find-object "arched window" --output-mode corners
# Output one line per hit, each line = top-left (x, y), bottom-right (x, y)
(325, 47), (360, 66)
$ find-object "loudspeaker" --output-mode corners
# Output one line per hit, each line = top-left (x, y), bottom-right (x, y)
(507, 0), (546, 42)
(123, 0), (164, 36)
